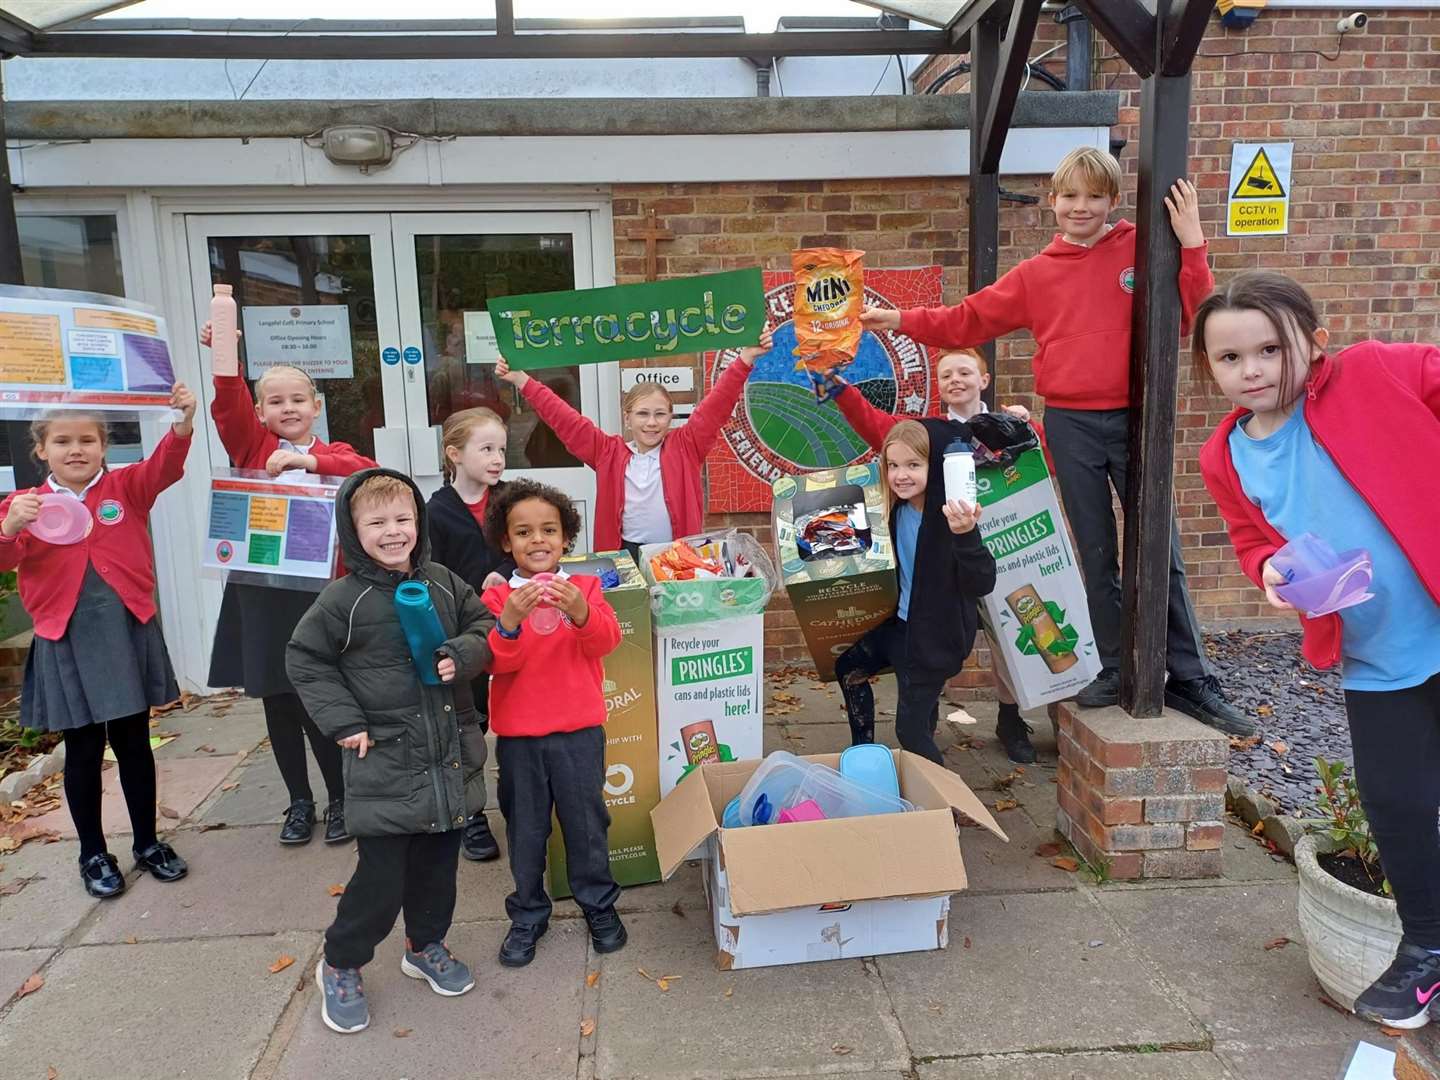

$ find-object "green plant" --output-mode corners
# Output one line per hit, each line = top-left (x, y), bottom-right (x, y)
(1301, 756), (1389, 897)
(1077, 851), (1112, 886)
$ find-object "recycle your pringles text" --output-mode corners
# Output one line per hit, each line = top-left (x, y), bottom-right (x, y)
(487, 267), (766, 371)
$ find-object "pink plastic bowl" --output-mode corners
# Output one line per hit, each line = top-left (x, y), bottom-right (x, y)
(28, 494), (93, 546)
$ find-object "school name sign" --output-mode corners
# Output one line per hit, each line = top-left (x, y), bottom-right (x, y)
(487, 268), (764, 371)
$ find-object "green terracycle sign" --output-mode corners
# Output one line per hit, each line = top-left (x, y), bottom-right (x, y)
(486, 268), (765, 371)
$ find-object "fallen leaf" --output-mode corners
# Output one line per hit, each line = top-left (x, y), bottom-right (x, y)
(268, 955), (295, 974)
(47, 1068), (58, 1080)
(1267, 740), (1288, 756)
(17, 972), (43, 997)
(671, 899), (685, 919)
(327, 884), (345, 897)
(1051, 856), (1080, 873)
(1263, 937), (1292, 951)
(1251, 820), (1266, 836)
(221, 783), (240, 792)
(0, 875), (37, 896)
(1256, 703), (1274, 717)
(585, 971), (600, 988)
(580, 1018), (596, 1038)
(124, 935), (138, 945)
(657, 978), (671, 992)
(723, 987), (734, 998)
(158, 806), (180, 820)
(963, 936), (972, 949)
(0, 837), (18, 854)
(636, 967), (652, 980)
(1380, 1025), (1407, 1037)
(1035, 842), (1063, 858)
(832, 1044), (853, 1056)
(198, 822), (227, 832)
(393, 1028), (413, 1038)
(993, 798), (1019, 812)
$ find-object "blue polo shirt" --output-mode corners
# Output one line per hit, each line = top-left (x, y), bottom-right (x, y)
(895, 503), (922, 622)
(1228, 404), (1440, 691)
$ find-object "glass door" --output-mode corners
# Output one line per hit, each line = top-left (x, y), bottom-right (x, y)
(390, 212), (599, 548)
(183, 213), (408, 472)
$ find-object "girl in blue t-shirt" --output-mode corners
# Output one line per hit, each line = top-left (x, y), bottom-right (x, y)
(833, 419), (996, 764)
(1196, 270), (1440, 1030)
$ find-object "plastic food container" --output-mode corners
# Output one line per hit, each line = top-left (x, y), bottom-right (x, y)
(735, 750), (812, 826)
(783, 759), (914, 820)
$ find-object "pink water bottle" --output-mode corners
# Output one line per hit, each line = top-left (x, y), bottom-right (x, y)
(210, 283), (239, 376)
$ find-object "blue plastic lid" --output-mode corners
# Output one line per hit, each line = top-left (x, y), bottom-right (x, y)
(945, 438), (973, 455)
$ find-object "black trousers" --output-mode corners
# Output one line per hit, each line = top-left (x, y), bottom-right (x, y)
(62, 711), (158, 862)
(263, 692), (343, 806)
(497, 726), (619, 926)
(324, 829), (463, 969)
(1344, 672), (1440, 949)
(1043, 407), (1208, 681)
(836, 616), (947, 765)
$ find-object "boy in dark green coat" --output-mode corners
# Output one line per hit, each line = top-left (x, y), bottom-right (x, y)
(287, 469), (494, 1034)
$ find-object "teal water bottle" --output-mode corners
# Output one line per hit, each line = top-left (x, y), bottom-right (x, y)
(394, 581), (446, 685)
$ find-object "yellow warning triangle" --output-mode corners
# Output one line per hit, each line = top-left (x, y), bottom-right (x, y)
(1232, 147), (1285, 199)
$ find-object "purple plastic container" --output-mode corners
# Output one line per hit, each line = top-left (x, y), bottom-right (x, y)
(1271, 533), (1374, 617)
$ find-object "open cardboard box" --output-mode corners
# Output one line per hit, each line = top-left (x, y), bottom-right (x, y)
(650, 749), (1008, 969)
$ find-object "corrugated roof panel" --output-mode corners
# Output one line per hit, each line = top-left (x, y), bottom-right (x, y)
(1, 2), (143, 31)
(850, 1), (965, 28)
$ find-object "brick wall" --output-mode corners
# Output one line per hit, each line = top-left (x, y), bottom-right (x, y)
(613, 7), (1440, 668)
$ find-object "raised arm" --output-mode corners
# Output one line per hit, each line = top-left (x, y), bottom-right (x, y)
(834, 383), (900, 452)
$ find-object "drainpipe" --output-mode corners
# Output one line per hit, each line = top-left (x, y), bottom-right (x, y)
(1055, 5), (1093, 92)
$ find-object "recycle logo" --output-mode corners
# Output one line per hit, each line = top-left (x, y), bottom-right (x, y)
(1014, 600), (1079, 658)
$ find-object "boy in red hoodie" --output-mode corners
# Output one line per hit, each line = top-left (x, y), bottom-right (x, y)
(481, 479), (625, 968)
(861, 147), (1250, 735)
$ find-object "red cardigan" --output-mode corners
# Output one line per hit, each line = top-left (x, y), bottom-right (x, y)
(1199, 340), (1440, 670)
(518, 359), (753, 551)
(212, 374), (376, 475)
(898, 221), (1214, 410)
(481, 575), (622, 737)
(0, 430), (192, 640)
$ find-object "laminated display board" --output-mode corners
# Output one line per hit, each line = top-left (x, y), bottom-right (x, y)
(202, 469), (341, 590)
(0, 285), (178, 420)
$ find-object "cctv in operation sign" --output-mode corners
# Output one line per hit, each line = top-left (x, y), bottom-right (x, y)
(1227, 142), (1293, 237)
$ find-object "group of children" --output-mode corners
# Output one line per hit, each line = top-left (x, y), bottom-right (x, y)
(3, 143), (1436, 1033)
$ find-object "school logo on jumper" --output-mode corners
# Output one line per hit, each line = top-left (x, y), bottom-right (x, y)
(1119, 267), (1136, 294)
(707, 275), (934, 502)
(96, 500), (124, 526)
(215, 540), (235, 563)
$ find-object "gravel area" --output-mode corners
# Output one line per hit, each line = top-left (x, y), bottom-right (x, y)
(1206, 628), (1348, 815)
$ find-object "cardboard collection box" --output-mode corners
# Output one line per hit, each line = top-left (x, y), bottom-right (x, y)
(639, 535), (772, 796)
(547, 552), (662, 897)
(650, 749), (1007, 970)
(974, 448), (1101, 710)
(771, 464), (899, 682)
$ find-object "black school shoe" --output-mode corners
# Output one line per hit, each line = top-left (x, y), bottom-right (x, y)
(79, 852), (125, 899)
(1165, 675), (1257, 737)
(134, 841), (188, 883)
(279, 799), (316, 845)
(996, 710), (1038, 765)
(499, 921), (548, 968)
(1354, 942), (1440, 1029)
(461, 814), (501, 862)
(323, 799), (350, 844)
(1074, 667), (1120, 708)
(586, 908), (628, 954)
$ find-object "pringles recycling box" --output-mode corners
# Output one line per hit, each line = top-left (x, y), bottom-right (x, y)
(548, 552), (662, 897)
(771, 463), (898, 682)
(638, 531), (775, 796)
(974, 448), (1100, 710)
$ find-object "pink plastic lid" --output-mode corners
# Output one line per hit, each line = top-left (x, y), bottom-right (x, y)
(28, 494), (93, 546)
(776, 799), (827, 824)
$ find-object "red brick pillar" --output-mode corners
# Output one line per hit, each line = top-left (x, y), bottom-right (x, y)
(1054, 702), (1229, 880)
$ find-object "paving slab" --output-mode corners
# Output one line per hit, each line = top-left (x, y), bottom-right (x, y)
(82, 823), (358, 943)
(1095, 880), (1381, 1051)
(151, 694), (266, 758)
(879, 891), (1205, 1057)
(592, 911), (909, 1080)
(1218, 823), (1301, 883)
(1219, 1040), (1394, 1080)
(0, 931), (317, 1079)
(272, 921), (586, 1080)
(197, 748), (336, 829)
(768, 674), (857, 725)
(25, 753), (244, 838)
(918, 1050), (1232, 1079)
(957, 808), (1079, 895)
(0, 948), (53, 1004)
(0, 838), (97, 949)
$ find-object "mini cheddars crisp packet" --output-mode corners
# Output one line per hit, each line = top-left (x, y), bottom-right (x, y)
(791, 248), (865, 398)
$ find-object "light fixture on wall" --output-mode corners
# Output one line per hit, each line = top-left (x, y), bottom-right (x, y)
(303, 124), (431, 174)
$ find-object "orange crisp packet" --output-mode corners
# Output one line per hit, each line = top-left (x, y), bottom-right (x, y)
(792, 248), (865, 392)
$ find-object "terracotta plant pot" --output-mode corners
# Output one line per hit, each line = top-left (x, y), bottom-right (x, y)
(1295, 833), (1403, 1011)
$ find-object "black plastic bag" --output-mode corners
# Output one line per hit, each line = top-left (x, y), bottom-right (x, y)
(965, 412), (1039, 468)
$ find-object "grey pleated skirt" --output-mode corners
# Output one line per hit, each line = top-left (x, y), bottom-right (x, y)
(20, 566), (179, 734)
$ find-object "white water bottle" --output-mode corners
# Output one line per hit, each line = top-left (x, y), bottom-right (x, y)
(943, 439), (977, 509)
(210, 283), (239, 377)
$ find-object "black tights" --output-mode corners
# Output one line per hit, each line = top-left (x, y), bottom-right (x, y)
(264, 692), (343, 806)
(62, 712), (158, 862)
(835, 617), (948, 765)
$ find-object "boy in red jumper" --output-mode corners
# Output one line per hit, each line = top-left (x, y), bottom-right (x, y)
(861, 147), (1250, 735)
(481, 479), (625, 968)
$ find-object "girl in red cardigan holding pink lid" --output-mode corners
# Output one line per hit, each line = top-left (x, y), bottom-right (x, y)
(0, 387), (196, 899)
(493, 326), (771, 561)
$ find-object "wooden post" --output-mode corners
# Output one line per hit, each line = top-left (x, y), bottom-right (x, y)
(968, 11), (1002, 411)
(1118, 0), (1194, 717)
(624, 208), (675, 283)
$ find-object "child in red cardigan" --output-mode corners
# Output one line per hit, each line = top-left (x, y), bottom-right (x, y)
(480, 479), (624, 969)
(201, 321), (377, 847)
(0, 387), (196, 898)
(493, 327), (772, 557)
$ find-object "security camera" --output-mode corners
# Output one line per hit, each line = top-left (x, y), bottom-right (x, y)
(1336, 13), (1369, 33)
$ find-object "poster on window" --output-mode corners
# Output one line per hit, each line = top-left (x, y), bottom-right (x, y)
(202, 469), (341, 589)
(241, 305), (355, 380)
(704, 267), (943, 513)
(0, 285), (179, 420)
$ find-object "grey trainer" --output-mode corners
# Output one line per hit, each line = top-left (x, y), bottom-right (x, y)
(317, 960), (369, 1034)
(401, 940), (475, 997)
